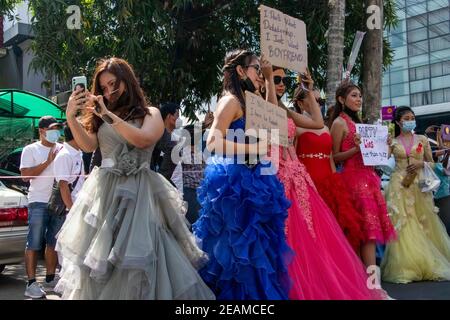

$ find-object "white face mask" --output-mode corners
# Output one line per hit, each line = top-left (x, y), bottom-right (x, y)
(175, 117), (183, 129)
(45, 130), (61, 143)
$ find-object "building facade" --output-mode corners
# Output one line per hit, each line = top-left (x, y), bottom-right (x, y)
(383, 0), (450, 129)
(0, 1), (48, 97)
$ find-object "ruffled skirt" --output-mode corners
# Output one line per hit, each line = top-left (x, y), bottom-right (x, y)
(381, 172), (450, 283)
(193, 157), (293, 300)
(339, 167), (396, 243)
(55, 165), (215, 300)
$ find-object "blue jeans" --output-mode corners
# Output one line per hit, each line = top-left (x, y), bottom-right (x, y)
(26, 202), (66, 251)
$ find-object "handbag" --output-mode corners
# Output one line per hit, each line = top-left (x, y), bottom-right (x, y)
(48, 167), (82, 216)
(418, 162), (441, 193)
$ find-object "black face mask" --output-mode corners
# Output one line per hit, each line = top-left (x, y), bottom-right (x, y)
(240, 77), (256, 93)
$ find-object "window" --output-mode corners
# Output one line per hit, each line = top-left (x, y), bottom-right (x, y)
(429, 8), (450, 25)
(443, 61), (450, 75)
(444, 87), (450, 102)
(409, 65), (430, 81)
(408, 27), (428, 42)
(382, 86), (390, 99)
(391, 83), (410, 96)
(410, 91), (431, 106)
(410, 79), (430, 93)
(390, 33), (406, 48)
(430, 48), (450, 63)
(429, 21), (450, 38)
(432, 89), (444, 104)
(396, 0), (405, 8)
(407, 3), (428, 17)
(431, 75), (450, 90)
(383, 72), (390, 86)
(391, 20), (406, 34)
(390, 70), (409, 84)
(407, 14), (427, 30)
(382, 99), (392, 107)
(431, 62), (443, 77)
(428, 0), (449, 12)
(408, 40), (429, 56)
(430, 35), (450, 51)
(392, 95), (410, 106)
(391, 58), (409, 71)
(409, 54), (429, 67)
(394, 46), (408, 59)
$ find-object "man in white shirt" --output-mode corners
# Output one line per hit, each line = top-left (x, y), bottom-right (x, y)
(53, 125), (84, 218)
(20, 116), (63, 299)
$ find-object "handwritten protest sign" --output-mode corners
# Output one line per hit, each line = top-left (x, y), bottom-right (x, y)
(260, 5), (307, 73)
(245, 91), (288, 147)
(355, 124), (389, 166)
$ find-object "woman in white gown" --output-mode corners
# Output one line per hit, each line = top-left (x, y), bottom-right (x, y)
(55, 57), (215, 300)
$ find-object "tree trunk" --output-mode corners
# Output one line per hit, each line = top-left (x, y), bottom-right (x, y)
(326, 0), (346, 109)
(362, 0), (383, 124)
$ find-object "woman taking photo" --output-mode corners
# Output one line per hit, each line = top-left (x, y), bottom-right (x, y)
(55, 57), (215, 300)
(381, 106), (450, 283)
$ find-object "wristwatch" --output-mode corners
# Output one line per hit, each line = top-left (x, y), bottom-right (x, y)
(101, 113), (114, 125)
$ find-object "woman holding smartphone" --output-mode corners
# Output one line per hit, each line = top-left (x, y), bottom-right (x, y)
(55, 57), (215, 300)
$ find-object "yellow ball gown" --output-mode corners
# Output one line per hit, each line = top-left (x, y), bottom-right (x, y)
(381, 135), (450, 284)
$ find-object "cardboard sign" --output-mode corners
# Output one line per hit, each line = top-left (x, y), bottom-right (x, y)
(245, 91), (288, 147)
(381, 106), (396, 121)
(355, 124), (389, 166)
(260, 5), (307, 73)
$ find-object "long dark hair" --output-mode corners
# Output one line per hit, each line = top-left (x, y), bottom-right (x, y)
(220, 49), (257, 108)
(330, 80), (362, 124)
(393, 106), (415, 137)
(83, 57), (150, 133)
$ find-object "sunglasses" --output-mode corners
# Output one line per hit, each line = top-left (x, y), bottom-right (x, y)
(246, 64), (262, 76)
(274, 76), (290, 86)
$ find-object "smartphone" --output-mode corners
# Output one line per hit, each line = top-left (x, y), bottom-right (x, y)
(72, 76), (87, 92)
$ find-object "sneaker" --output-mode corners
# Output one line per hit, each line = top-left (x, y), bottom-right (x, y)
(24, 282), (46, 299)
(43, 275), (60, 291)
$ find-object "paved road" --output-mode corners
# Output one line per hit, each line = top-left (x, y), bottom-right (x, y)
(0, 262), (60, 300)
(1, 262), (450, 300)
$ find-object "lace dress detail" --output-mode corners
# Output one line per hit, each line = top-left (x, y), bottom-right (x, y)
(338, 113), (396, 243)
(274, 119), (316, 238)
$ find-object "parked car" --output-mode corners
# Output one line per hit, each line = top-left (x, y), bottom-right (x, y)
(0, 148), (29, 194)
(0, 148), (22, 174)
(0, 180), (28, 273)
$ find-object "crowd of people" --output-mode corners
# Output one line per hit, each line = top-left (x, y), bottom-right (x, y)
(19, 51), (450, 300)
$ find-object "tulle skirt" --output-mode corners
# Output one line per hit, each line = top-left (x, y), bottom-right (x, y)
(281, 172), (385, 300)
(339, 167), (396, 243)
(55, 165), (215, 300)
(381, 172), (450, 283)
(313, 172), (365, 252)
